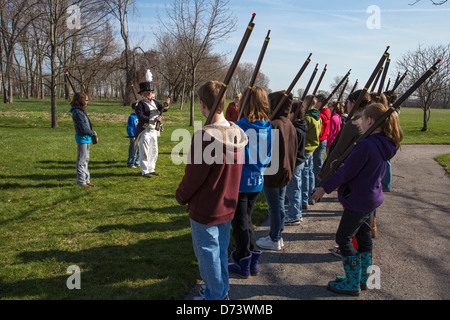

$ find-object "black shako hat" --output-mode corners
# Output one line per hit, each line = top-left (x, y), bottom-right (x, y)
(138, 82), (153, 94)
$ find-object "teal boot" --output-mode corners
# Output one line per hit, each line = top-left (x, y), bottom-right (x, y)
(359, 252), (372, 290)
(328, 255), (361, 296)
(335, 252), (372, 290)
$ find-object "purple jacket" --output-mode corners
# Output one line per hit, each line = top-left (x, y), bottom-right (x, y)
(322, 132), (397, 212)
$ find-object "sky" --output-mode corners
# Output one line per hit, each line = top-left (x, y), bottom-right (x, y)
(127, 0), (450, 95)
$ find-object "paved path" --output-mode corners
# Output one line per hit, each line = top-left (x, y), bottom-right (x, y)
(185, 145), (450, 300)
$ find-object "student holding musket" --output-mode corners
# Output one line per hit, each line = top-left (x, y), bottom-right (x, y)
(312, 102), (403, 296)
(316, 90), (371, 184)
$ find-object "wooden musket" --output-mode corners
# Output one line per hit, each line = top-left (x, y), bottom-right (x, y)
(205, 13), (256, 125)
(270, 53), (312, 120)
(317, 59), (441, 188)
(337, 78), (349, 102)
(237, 30), (271, 121)
(305, 64), (327, 111)
(155, 65), (185, 131)
(292, 63), (318, 121)
(320, 69), (352, 109)
(344, 46), (390, 123)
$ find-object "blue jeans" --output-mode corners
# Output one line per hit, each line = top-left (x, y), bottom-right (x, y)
(286, 162), (305, 220)
(263, 185), (287, 242)
(301, 154), (314, 206)
(127, 139), (140, 167)
(190, 218), (231, 300)
(313, 139), (327, 187)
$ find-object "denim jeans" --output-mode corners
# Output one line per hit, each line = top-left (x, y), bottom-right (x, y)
(127, 138), (140, 167)
(335, 208), (374, 256)
(301, 154), (314, 206)
(263, 185), (287, 242)
(190, 218), (231, 300)
(286, 162), (305, 220)
(76, 143), (90, 185)
(313, 139), (327, 187)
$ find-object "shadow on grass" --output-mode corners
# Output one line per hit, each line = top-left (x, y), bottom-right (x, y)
(3, 228), (197, 300)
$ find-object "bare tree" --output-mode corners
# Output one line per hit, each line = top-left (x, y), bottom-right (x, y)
(105, 0), (137, 106)
(158, 0), (236, 126)
(0, 0), (40, 104)
(409, 0), (448, 5)
(38, 0), (109, 128)
(396, 44), (450, 131)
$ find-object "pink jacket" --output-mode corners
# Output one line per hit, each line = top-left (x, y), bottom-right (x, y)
(326, 113), (342, 148)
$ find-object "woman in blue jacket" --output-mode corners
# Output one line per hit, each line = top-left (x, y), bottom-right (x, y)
(229, 87), (273, 279)
(69, 92), (97, 188)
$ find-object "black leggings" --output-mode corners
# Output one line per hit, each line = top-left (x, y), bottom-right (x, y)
(231, 192), (260, 262)
(336, 208), (374, 256)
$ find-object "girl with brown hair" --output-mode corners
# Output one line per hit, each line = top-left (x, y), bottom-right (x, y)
(69, 92), (97, 187)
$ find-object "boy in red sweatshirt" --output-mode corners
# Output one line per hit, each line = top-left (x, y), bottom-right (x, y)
(176, 81), (248, 300)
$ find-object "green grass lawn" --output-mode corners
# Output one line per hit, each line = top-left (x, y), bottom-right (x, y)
(0, 97), (449, 300)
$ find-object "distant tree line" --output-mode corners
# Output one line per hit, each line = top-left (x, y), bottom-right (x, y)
(0, 0), (269, 128)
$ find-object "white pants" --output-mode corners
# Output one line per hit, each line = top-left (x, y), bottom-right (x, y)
(138, 128), (158, 175)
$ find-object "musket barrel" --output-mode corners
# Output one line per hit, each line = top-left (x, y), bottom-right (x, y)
(305, 64), (327, 111)
(345, 46), (390, 123)
(322, 69), (351, 108)
(376, 58), (391, 102)
(64, 68), (77, 93)
(238, 30), (271, 121)
(292, 63), (318, 121)
(205, 13), (256, 125)
(270, 53), (312, 120)
(337, 78), (349, 102)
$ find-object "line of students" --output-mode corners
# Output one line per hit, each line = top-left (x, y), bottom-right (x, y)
(173, 81), (403, 299)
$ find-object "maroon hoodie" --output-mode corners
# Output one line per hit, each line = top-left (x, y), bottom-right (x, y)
(176, 123), (248, 225)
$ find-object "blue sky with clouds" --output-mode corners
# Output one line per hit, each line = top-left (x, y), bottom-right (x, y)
(128, 0), (450, 93)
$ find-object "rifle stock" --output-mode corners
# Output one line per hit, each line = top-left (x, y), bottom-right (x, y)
(238, 30), (271, 121)
(317, 59), (441, 188)
(205, 13), (256, 125)
(270, 53), (312, 121)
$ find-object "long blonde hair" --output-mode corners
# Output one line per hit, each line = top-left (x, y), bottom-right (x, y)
(364, 103), (403, 148)
(244, 86), (270, 122)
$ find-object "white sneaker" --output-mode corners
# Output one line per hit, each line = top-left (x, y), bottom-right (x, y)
(256, 235), (282, 251)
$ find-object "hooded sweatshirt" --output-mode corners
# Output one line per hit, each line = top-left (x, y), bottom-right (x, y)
(235, 117), (273, 193)
(293, 119), (308, 166)
(69, 106), (96, 144)
(303, 108), (321, 155)
(319, 107), (331, 141)
(322, 132), (397, 212)
(176, 122), (248, 225)
(263, 91), (298, 188)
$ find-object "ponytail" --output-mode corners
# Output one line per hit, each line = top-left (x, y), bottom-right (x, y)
(364, 103), (403, 148)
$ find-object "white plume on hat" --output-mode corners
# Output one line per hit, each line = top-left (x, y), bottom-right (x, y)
(145, 69), (153, 82)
